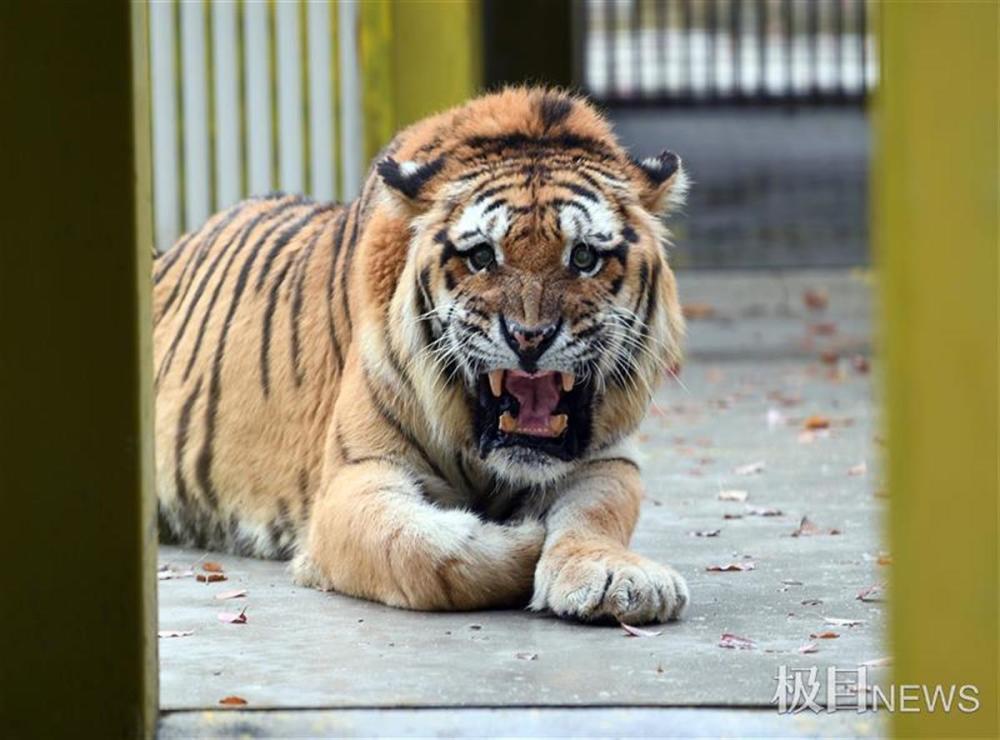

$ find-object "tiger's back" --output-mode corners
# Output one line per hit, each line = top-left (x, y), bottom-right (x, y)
(153, 193), (360, 557)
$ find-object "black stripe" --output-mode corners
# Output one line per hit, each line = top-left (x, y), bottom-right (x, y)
(289, 225), (326, 386)
(173, 375), (204, 506)
(196, 203), (308, 509)
(154, 229), (197, 284)
(182, 204), (300, 381)
(259, 249), (297, 397)
(338, 201), (362, 332)
(157, 208), (257, 385)
(538, 93), (574, 130)
(325, 209), (349, 370)
(254, 203), (329, 293)
(554, 180), (600, 202)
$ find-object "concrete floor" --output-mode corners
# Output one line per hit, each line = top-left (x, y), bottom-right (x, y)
(157, 270), (887, 737)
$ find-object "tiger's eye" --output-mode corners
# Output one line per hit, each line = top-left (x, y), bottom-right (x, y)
(570, 242), (599, 273)
(467, 243), (495, 271)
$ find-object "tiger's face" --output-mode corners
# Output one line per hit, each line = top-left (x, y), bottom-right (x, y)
(379, 91), (686, 484)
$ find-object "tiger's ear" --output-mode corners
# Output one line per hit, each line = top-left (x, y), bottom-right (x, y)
(632, 150), (688, 216)
(377, 156), (445, 205)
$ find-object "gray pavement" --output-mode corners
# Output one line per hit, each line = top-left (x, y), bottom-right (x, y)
(157, 269), (886, 736)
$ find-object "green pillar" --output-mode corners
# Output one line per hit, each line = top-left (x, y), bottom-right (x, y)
(878, 2), (998, 737)
(0, 1), (157, 737)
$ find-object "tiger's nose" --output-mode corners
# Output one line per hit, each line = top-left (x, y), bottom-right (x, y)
(500, 316), (561, 368)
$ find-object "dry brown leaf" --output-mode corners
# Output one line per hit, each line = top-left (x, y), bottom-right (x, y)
(809, 321), (838, 336)
(621, 623), (662, 638)
(856, 584), (884, 602)
(819, 350), (840, 365)
(718, 633), (756, 650)
(218, 696), (247, 706)
(798, 642), (819, 654)
(791, 516), (840, 537)
(218, 607), (248, 624)
(877, 554), (893, 566)
(202, 562), (224, 573)
(706, 562), (756, 572)
(824, 617), (863, 627)
(733, 461), (765, 475)
(803, 415), (831, 430)
(158, 629), (194, 638)
(689, 529), (721, 537)
(197, 573), (228, 583)
(810, 631), (840, 639)
(717, 489), (748, 502)
(681, 303), (716, 320)
(214, 589), (248, 601)
(723, 513), (743, 520)
(852, 355), (871, 374)
(803, 289), (829, 311)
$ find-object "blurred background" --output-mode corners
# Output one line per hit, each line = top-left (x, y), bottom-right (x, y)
(146, 0), (876, 268)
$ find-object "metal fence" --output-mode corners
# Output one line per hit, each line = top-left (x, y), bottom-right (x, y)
(579, 0), (877, 105)
(147, 0), (364, 252)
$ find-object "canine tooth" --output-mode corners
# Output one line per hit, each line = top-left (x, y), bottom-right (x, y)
(549, 414), (568, 435)
(560, 372), (575, 392)
(488, 370), (504, 397)
(498, 411), (517, 433)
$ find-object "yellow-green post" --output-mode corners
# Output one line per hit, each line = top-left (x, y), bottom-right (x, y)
(877, 1), (998, 737)
(360, 0), (482, 163)
(0, 1), (157, 737)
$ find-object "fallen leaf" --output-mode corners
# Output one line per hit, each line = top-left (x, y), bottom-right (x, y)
(803, 415), (831, 430)
(469, 624), (483, 630)
(689, 529), (721, 537)
(803, 289), (829, 311)
(819, 350), (839, 365)
(801, 598), (823, 606)
(214, 589), (248, 601)
(218, 607), (248, 624)
(824, 617), (863, 627)
(197, 573), (228, 583)
(681, 303), (716, 320)
(798, 642), (819, 654)
(723, 513), (743, 520)
(810, 631), (840, 639)
(621, 623), (662, 638)
(860, 657), (892, 668)
(706, 562), (756, 572)
(202, 562), (224, 573)
(852, 355), (871, 374)
(745, 506), (783, 517)
(809, 321), (837, 336)
(877, 554), (893, 566)
(848, 461), (868, 476)
(791, 516), (840, 537)
(218, 696), (247, 706)
(718, 633), (756, 650)
(158, 629), (194, 638)
(515, 652), (538, 660)
(733, 461), (765, 475)
(158, 569), (194, 581)
(717, 489), (748, 502)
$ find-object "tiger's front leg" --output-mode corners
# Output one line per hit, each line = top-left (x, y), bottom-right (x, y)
(530, 457), (689, 625)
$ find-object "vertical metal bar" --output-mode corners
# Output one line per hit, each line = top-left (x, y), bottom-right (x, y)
(756, 0), (767, 96)
(604, 0), (616, 98)
(338, 0), (363, 199)
(150, 0), (180, 249)
(731, 0), (742, 97)
(857, 0), (868, 97)
(212, 0), (241, 208)
(832, 0), (844, 99)
(330, 0), (342, 200)
(180, 0), (210, 226)
(307, 0), (334, 201)
(204, 0), (217, 212)
(681, 0), (692, 98)
(244, 0), (272, 193)
(654, 0), (667, 96)
(705, 0), (716, 99)
(267, 0), (279, 190)
(782, 0), (793, 97)
(807, 0), (819, 99)
(236, 0), (248, 196)
(172, 0), (186, 229)
(629, 0), (641, 96)
(299, 0), (311, 197)
(275, 0), (304, 193)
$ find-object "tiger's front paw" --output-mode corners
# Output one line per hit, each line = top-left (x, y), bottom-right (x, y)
(530, 548), (688, 625)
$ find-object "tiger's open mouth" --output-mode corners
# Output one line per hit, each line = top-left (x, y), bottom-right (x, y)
(474, 369), (594, 462)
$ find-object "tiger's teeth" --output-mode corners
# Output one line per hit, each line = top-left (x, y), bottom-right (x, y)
(549, 414), (568, 435)
(498, 411), (517, 433)
(488, 370), (504, 398)
(560, 372), (575, 392)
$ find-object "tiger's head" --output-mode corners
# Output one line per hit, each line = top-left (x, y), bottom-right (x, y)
(371, 88), (686, 486)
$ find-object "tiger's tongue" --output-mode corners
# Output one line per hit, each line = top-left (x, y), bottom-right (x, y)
(504, 370), (561, 429)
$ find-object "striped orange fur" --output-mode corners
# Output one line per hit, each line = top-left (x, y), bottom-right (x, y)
(154, 88), (689, 623)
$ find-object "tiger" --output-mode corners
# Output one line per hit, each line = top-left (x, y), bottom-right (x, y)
(153, 87), (689, 624)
